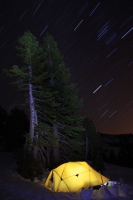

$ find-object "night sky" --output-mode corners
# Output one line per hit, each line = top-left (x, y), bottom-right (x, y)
(0, 0), (133, 134)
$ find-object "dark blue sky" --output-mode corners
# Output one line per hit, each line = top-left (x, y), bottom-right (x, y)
(0, 0), (133, 134)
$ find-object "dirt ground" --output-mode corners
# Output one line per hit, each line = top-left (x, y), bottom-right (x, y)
(103, 162), (133, 185)
(0, 152), (81, 200)
(0, 152), (133, 200)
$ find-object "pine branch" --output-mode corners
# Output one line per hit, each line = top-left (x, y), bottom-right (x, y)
(33, 97), (44, 102)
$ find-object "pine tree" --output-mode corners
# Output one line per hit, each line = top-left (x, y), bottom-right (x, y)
(4, 31), (55, 165)
(26, 33), (85, 166)
(41, 34), (85, 166)
(82, 117), (104, 172)
(4, 31), (39, 143)
(4, 31), (85, 168)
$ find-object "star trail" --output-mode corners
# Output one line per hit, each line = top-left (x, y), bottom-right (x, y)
(0, 0), (133, 134)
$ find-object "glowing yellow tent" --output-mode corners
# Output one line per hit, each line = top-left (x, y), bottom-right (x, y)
(44, 161), (109, 192)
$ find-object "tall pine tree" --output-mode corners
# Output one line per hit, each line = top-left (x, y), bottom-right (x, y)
(4, 31), (85, 168)
(4, 31), (39, 143)
(4, 31), (55, 166)
(41, 34), (85, 166)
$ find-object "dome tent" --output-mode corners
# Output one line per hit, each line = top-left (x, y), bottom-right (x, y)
(44, 161), (109, 192)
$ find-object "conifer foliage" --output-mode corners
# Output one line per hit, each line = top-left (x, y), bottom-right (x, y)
(4, 31), (85, 169)
(82, 117), (104, 173)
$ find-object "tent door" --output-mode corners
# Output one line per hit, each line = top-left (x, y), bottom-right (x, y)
(50, 172), (54, 190)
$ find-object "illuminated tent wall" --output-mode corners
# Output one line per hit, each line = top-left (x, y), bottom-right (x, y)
(44, 161), (109, 192)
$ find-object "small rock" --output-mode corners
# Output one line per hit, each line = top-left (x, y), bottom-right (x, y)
(34, 177), (40, 183)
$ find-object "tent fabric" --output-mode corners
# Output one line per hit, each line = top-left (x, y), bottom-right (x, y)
(44, 161), (109, 192)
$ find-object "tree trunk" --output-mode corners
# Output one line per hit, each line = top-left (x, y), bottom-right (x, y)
(29, 65), (38, 158)
(29, 65), (35, 141)
(85, 129), (89, 161)
(33, 110), (38, 157)
(48, 46), (60, 164)
(53, 124), (60, 163)
(47, 147), (50, 168)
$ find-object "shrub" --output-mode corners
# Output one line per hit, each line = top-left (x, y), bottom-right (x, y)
(16, 149), (43, 180)
(91, 153), (105, 173)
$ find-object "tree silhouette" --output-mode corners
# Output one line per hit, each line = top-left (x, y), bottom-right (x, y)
(0, 105), (8, 149)
(5, 108), (29, 151)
